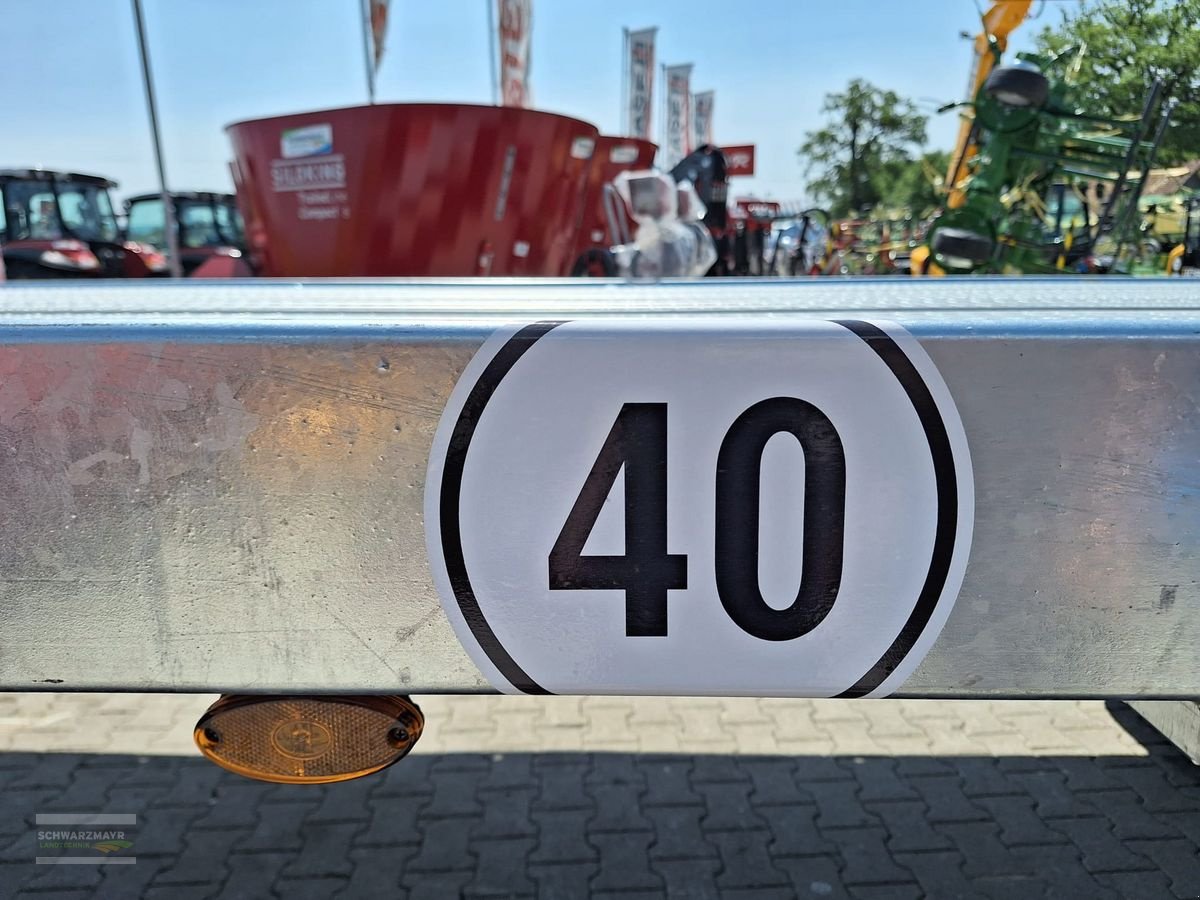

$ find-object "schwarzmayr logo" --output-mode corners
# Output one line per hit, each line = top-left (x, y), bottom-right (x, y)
(35, 813), (137, 865)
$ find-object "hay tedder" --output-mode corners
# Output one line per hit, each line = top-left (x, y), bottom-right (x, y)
(919, 1), (1174, 275)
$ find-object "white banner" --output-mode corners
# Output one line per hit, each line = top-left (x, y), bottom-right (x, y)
(625, 27), (656, 139)
(498, 0), (532, 107)
(692, 90), (714, 149)
(664, 63), (693, 167)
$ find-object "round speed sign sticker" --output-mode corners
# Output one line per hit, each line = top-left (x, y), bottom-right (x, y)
(425, 318), (973, 698)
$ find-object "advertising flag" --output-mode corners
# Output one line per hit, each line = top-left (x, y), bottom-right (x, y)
(498, 0), (533, 107)
(664, 63), (693, 167)
(625, 27), (656, 139)
(369, 0), (390, 72)
(692, 90), (714, 148)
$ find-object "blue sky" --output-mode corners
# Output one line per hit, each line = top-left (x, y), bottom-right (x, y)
(4, 0), (1049, 202)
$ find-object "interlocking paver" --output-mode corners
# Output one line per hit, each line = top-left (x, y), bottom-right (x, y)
(822, 826), (915, 887)
(645, 804), (715, 860)
(909, 773), (991, 823)
(807, 780), (880, 829)
(19, 858), (103, 892)
(237, 800), (317, 853)
(466, 836), (537, 897)
(587, 832), (664, 893)
(424, 764), (487, 818)
(336, 844), (418, 898)
(355, 790), (429, 846)
(864, 800), (951, 853)
(587, 779), (651, 832)
(1110, 762), (1200, 813)
(1013, 844), (1122, 899)
(1093, 870), (1178, 900)
(1128, 837), (1200, 898)
(274, 876), (353, 900)
(532, 758), (591, 811)
(213, 851), (290, 899)
(773, 855), (850, 898)
(403, 868), (474, 900)
(406, 817), (476, 873)
(893, 850), (987, 900)
(528, 809), (596, 865)
(0, 694), (1198, 900)
(471, 786), (538, 840)
(741, 757), (811, 806)
(974, 794), (1069, 847)
(651, 857), (721, 898)
(1055, 815), (1156, 874)
(707, 828), (790, 890)
(95, 856), (172, 899)
(639, 757), (699, 807)
(151, 826), (246, 886)
(844, 758), (919, 802)
(757, 803), (837, 857)
(282, 820), (362, 878)
(697, 780), (763, 832)
(847, 884), (924, 900)
(528, 861), (598, 899)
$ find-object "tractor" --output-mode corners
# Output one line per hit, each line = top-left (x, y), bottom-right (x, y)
(0, 170), (167, 279)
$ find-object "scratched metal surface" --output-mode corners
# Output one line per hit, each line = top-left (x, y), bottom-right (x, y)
(0, 278), (1198, 696)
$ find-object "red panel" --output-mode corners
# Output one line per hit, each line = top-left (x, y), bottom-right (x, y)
(722, 144), (756, 177)
(567, 135), (657, 272)
(226, 104), (600, 277)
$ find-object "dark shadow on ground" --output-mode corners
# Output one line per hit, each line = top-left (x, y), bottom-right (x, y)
(0, 707), (1197, 900)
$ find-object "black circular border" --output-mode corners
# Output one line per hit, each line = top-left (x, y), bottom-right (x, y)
(437, 318), (959, 696)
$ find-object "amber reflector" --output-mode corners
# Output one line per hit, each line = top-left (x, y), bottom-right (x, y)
(194, 694), (423, 784)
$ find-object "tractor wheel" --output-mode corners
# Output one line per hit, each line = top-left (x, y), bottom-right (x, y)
(931, 228), (994, 267)
(983, 66), (1050, 109)
(570, 248), (618, 278)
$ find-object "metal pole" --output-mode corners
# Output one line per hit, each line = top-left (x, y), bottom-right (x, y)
(621, 28), (629, 136)
(487, 0), (500, 104)
(360, 0), (376, 104)
(130, 0), (182, 279)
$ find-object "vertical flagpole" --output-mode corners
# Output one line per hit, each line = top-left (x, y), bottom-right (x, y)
(487, 0), (500, 104)
(360, 0), (376, 103)
(620, 28), (629, 136)
(130, 0), (182, 279)
(660, 63), (667, 159)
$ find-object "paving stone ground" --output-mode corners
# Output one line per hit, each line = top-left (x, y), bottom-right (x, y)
(0, 694), (1197, 899)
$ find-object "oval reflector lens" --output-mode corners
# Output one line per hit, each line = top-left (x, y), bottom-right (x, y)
(194, 694), (423, 784)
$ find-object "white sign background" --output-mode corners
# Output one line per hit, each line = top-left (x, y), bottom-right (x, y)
(426, 319), (974, 698)
(663, 64), (693, 167)
(626, 28), (656, 140)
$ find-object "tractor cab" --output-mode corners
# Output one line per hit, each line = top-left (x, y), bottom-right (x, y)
(0, 169), (167, 278)
(125, 191), (248, 275)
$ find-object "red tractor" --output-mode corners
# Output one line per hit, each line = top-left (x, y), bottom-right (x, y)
(0, 170), (167, 278)
(125, 191), (251, 277)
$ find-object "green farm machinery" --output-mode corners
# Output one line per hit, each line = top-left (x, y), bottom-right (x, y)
(924, 46), (1174, 275)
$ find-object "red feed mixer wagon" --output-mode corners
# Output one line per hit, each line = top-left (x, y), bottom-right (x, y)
(227, 103), (605, 277)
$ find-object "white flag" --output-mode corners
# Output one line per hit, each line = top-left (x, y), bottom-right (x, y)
(664, 63), (693, 167)
(625, 27), (656, 139)
(692, 90), (714, 148)
(498, 0), (532, 107)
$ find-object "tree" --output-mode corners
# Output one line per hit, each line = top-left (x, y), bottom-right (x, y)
(876, 150), (952, 217)
(799, 80), (927, 217)
(1035, 0), (1200, 164)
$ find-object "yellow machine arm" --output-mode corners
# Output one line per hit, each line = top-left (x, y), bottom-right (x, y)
(944, 0), (1033, 208)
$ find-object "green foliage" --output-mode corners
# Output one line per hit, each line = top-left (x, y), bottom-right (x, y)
(874, 150), (951, 218)
(1034, 0), (1200, 164)
(799, 79), (927, 217)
